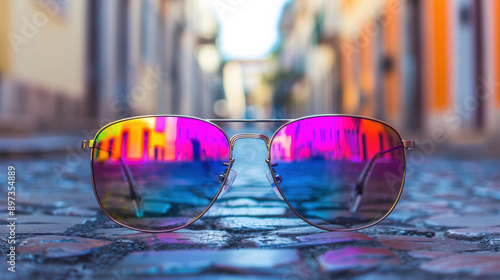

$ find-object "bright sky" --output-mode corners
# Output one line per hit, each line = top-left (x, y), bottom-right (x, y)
(213, 0), (292, 60)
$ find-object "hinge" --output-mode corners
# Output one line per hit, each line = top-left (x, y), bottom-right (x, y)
(81, 140), (94, 150)
(403, 140), (415, 150)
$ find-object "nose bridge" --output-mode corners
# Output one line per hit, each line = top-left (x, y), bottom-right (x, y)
(230, 133), (270, 147)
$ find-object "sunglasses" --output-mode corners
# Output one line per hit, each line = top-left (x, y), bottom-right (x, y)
(82, 115), (415, 232)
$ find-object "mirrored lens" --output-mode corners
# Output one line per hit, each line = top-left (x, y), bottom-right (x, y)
(269, 116), (405, 230)
(92, 117), (230, 231)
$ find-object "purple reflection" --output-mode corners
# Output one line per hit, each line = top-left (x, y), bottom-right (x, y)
(271, 117), (398, 162)
(95, 117), (230, 163)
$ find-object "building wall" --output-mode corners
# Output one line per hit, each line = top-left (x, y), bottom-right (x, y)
(497, 0), (500, 109)
(0, 1), (10, 75)
(0, 0), (220, 134)
(382, 0), (402, 127)
(0, 0), (87, 132)
(10, 0), (86, 98)
(274, 0), (499, 146)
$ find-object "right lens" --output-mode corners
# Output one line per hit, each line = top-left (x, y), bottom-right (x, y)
(269, 116), (406, 230)
(91, 116), (231, 231)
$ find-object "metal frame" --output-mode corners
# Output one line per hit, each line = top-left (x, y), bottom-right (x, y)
(82, 114), (415, 233)
(230, 133), (271, 147)
(265, 114), (409, 231)
(86, 115), (234, 233)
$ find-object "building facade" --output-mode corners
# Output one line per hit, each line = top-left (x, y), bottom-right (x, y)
(273, 0), (500, 149)
(0, 0), (220, 134)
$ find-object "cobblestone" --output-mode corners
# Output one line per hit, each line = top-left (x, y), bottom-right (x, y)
(0, 214), (95, 234)
(378, 235), (480, 252)
(1, 155), (500, 279)
(295, 231), (374, 246)
(17, 235), (112, 259)
(474, 183), (500, 200)
(94, 227), (155, 240)
(113, 249), (302, 276)
(407, 251), (453, 260)
(146, 230), (233, 248)
(213, 217), (306, 231)
(425, 214), (500, 228)
(444, 227), (500, 241)
(420, 253), (500, 276)
(51, 207), (98, 217)
(320, 247), (400, 274)
(204, 206), (287, 217)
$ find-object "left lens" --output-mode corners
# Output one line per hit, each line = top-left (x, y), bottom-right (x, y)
(269, 116), (406, 230)
(91, 116), (230, 231)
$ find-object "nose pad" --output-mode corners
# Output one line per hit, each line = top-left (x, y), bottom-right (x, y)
(266, 169), (284, 200)
(218, 169), (237, 198)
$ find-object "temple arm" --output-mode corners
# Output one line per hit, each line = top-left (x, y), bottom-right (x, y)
(81, 140), (143, 218)
(350, 140), (415, 213)
(116, 156), (144, 218)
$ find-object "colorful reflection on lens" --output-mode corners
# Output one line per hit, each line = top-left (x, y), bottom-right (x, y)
(92, 117), (230, 231)
(269, 116), (405, 230)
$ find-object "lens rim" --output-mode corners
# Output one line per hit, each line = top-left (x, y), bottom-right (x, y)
(267, 114), (407, 231)
(90, 115), (233, 233)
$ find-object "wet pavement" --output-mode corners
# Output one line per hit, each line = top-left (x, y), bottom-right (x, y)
(1, 139), (500, 279)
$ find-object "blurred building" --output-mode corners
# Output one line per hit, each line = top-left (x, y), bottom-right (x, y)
(89, 0), (220, 123)
(273, 0), (500, 146)
(271, 0), (341, 118)
(0, 0), (87, 133)
(0, 0), (220, 134)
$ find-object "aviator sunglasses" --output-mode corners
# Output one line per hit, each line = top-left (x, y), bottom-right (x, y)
(82, 115), (415, 232)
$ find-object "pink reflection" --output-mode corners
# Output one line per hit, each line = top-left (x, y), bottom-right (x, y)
(271, 117), (398, 162)
(95, 117), (229, 163)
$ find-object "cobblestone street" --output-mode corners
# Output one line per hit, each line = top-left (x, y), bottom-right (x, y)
(2, 0), (500, 278)
(1, 140), (500, 279)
